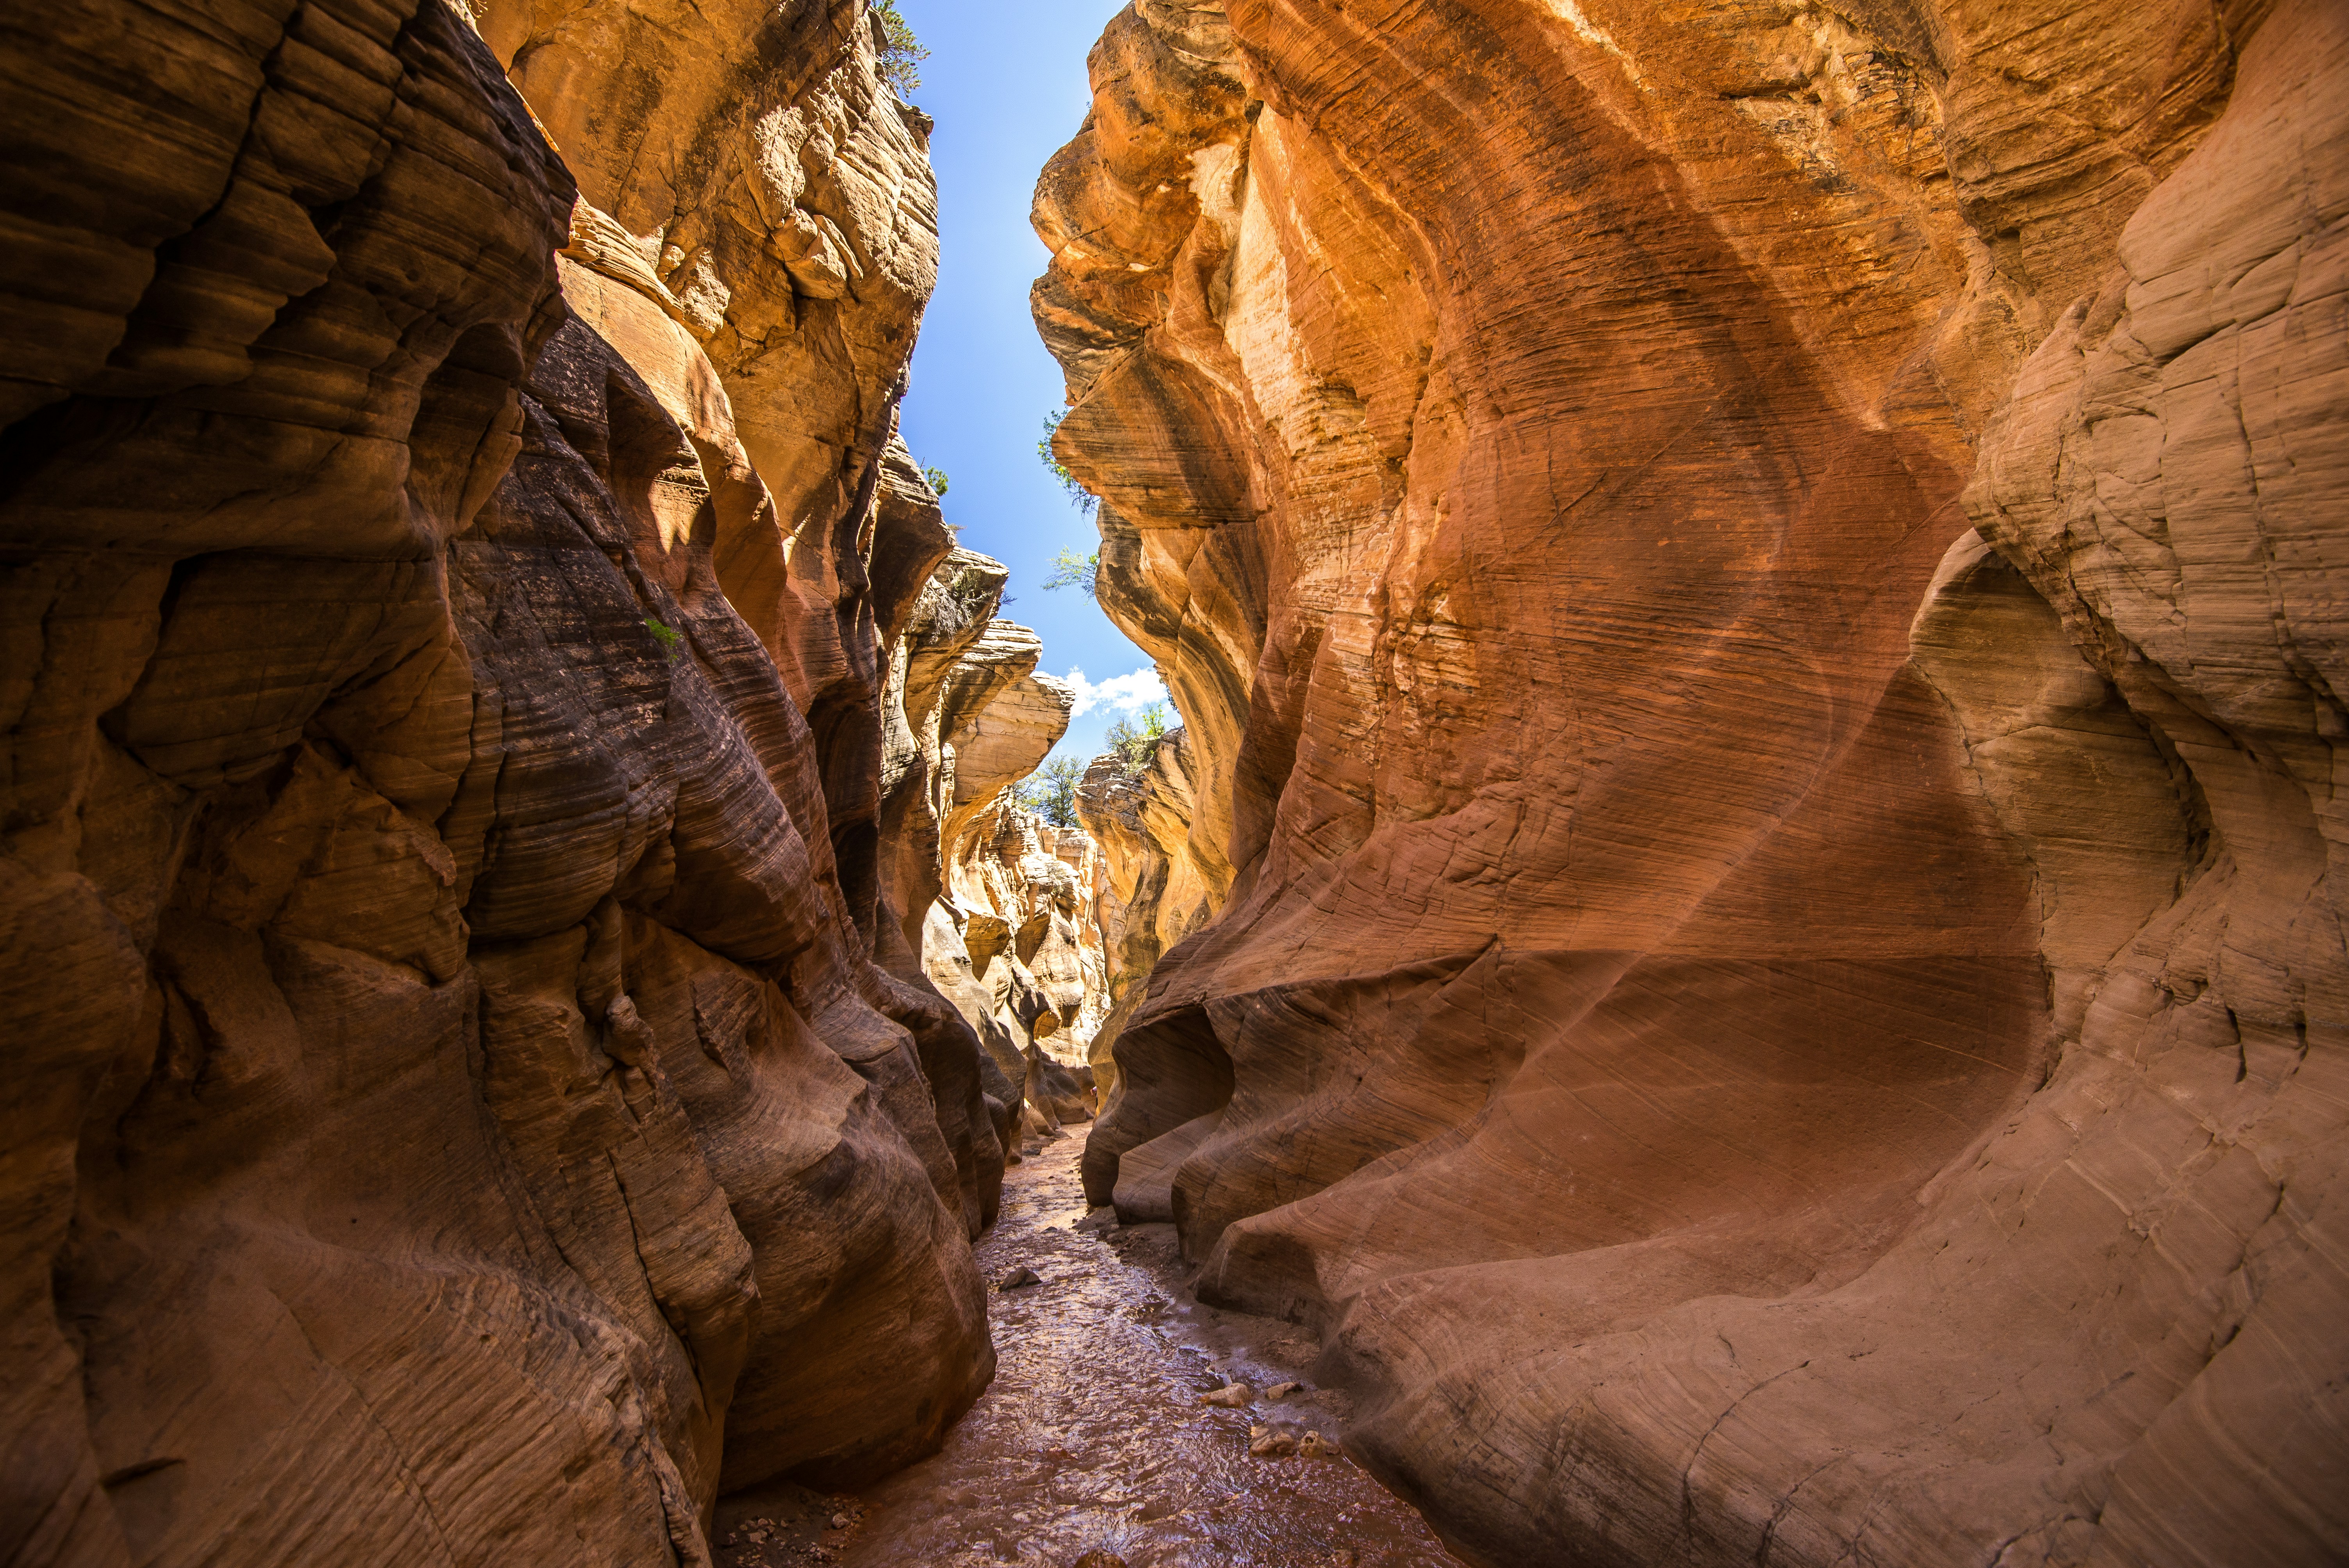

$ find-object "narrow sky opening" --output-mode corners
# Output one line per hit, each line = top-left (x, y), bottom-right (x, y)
(892, 0), (1167, 768)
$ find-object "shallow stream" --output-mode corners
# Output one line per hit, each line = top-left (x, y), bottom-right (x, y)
(715, 1134), (1465, 1568)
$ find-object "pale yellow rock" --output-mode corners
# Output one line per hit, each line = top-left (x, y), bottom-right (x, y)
(1246, 1425), (1296, 1457)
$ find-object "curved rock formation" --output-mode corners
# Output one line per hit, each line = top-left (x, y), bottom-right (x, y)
(1039, 0), (2349, 1563)
(0, 1), (1012, 1561)
(948, 807), (1107, 1042)
(1074, 724), (1217, 1112)
(891, 567), (1120, 1140)
(945, 800), (1112, 1128)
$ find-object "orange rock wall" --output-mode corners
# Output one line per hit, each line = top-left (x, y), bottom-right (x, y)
(0, 1), (1005, 1562)
(1039, 0), (2347, 1561)
(1074, 726), (1218, 1117)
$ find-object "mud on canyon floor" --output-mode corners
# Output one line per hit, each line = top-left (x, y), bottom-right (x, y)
(712, 1134), (1466, 1568)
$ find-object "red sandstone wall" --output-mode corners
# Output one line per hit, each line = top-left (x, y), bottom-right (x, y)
(0, 2), (1003, 1561)
(1039, 0), (2347, 1560)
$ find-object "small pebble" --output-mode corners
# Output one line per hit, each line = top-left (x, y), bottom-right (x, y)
(829, 1513), (851, 1529)
(1265, 1380), (1303, 1399)
(1248, 1423), (1297, 1457)
(1197, 1381), (1253, 1408)
(999, 1267), (1043, 1291)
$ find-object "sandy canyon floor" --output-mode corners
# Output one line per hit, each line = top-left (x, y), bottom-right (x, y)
(711, 1137), (1464, 1568)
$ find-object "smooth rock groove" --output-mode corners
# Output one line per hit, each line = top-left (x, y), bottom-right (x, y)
(1040, 1), (2349, 1564)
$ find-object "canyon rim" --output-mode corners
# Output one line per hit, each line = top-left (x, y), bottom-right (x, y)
(0, 1), (2343, 1567)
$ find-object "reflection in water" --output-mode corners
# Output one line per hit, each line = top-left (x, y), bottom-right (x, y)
(837, 1137), (1466, 1568)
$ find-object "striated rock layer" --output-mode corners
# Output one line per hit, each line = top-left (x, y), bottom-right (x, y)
(1074, 725), (1217, 1115)
(0, 1), (1011, 1563)
(893, 561), (1117, 1140)
(1039, 0), (2349, 1563)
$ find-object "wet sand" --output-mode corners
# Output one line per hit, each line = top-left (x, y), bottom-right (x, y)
(718, 1133), (1465, 1568)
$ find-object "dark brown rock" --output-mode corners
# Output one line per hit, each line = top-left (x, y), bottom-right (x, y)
(0, 0), (1000, 1561)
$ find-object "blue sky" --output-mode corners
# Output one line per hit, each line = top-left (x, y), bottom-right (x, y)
(890, 0), (1167, 768)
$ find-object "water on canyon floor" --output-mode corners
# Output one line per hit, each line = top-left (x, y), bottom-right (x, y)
(715, 1133), (1465, 1568)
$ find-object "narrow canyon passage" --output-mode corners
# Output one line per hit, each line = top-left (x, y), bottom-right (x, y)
(6, 0), (2345, 1562)
(717, 1137), (1465, 1568)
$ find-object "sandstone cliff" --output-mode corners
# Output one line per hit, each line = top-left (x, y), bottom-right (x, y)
(1073, 725), (1218, 1116)
(0, 1), (1016, 1562)
(1039, 1), (2348, 1563)
(895, 570), (1120, 1140)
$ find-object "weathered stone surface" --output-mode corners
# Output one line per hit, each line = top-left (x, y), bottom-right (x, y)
(894, 571), (1120, 1138)
(465, 0), (939, 603)
(882, 548), (1009, 961)
(937, 623), (1077, 854)
(1, 1), (1000, 1562)
(879, 549), (1089, 1148)
(1074, 727), (1217, 1115)
(1040, 0), (2348, 1563)
(938, 800), (1111, 1133)
(948, 805), (1108, 1046)
(1032, 824), (1113, 1048)
(470, 0), (951, 1001)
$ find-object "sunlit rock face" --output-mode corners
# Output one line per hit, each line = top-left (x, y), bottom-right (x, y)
(466, 0), (949, 991)
(945, 800), (1114, 1128)
(889, 557), (1118, 1140)
(1037, 0), (2349, 1562)
(1073, 728), (1218, 1118)
(0, 0), (1001, 1561)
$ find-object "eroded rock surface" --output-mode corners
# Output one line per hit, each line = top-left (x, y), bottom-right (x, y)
(2, 1), (1005, 1562)
(1041, 0), (2349, 1563)
(945, 802), (1112, 1128)
(1074, 726), (1217, 1115)
(892, 564), (1120, 1141)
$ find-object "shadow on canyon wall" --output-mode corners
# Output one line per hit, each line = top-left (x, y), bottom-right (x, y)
(1044, 0), (2347, 1563)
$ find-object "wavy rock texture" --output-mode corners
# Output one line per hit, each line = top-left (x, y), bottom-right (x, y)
(893, 569), (1117, 1138)
(1039, 0), (2347, 1563)
(1073, 725), (1219, 1115)
(947, 801), (1112, 1119)
(470, 0), (948, 987)
(0, 1), (1004, 1563)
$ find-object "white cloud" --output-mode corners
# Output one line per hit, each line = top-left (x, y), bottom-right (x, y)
(1062, 665), (1168, 719)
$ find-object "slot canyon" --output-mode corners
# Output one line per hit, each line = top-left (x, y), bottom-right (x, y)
(1, 0), (2343, 1565)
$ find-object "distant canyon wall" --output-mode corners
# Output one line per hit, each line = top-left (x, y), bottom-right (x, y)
(897, 554), (1121, 1141)
(1038, 0), (2347, 1563)
(0, 1), (1053, 1563)
(1073, 725), (1218, 1117)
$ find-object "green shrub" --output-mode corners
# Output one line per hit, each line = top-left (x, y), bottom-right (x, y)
(873, 1), (928, 96)
(931, 567), (996, 636)
(1104, 701), (1170, 777)
(1015, 755), (1085, 827)
(1038, 409), (1099, 518)
(1042, 545), (1098, 598)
